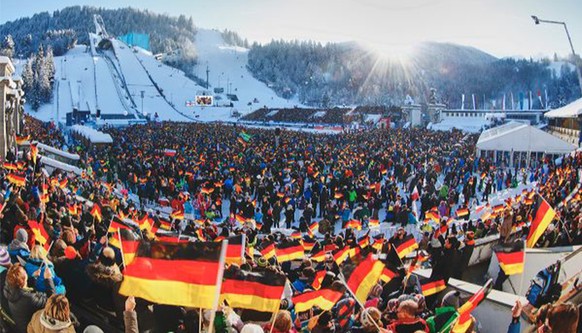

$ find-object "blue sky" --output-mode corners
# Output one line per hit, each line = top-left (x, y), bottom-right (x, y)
(1, 0), (581, 58)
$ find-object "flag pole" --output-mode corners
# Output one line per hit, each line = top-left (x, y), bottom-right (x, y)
(117, 229), (126, 268)
(268, 310), (278, 333)
(338, 274), (383, 332)
(199, 308), (203, 333)
(519, 238), (527, 296)
(208, 239), (228, 333)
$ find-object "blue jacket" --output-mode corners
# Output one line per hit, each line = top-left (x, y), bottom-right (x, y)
(24, 259), (66, 295)
(507, 319), (520, 333)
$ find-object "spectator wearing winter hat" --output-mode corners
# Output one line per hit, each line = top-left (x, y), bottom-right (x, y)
(0, 246), (12, 314)
(309, 311), (335, 333)
(8, 229), (30, 263)
(333, 297), (356, 333)
(85, 247), (123, 315)
(426, 291), (460, 332)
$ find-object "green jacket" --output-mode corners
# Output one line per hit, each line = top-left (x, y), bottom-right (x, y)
(426, 306), (458, 333)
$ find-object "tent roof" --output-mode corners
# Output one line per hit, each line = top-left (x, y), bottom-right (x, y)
(545, 98), (582, 118)
(477, 122), (576, 154)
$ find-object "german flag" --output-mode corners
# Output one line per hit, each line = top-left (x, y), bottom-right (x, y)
(59, 178), (68, 189)
(379, 267), (397, 283)
(119, 240), (226, 308)
(108, 218), (131, 233)
(235, 214), (247, 224)
(220, 269), (285, 313)
(2, 162), (17, 171)
(40, 193), (49, 204)
(90, 204), (102, 222)
(456, 208), (469, 218)
(308, 221), (319, 235)
(333, 247), (350, 265)
(67, 204), (78, 216)
(344, 255), (384, 303)
(311, 270), (327, 290)
(492, 204), (504, 213)
(260, 242), (276, 260)
(290, 231), (302, 240)
(275, 239), (304, 262)
(30, 143), (38, 165)
(302, 236), (316, 252)
(420, 278), (446, 297)
(345, 219), (362, 230)
(195, 229), (206, 241)
(170, 209), (185, 220)
(15, 134), (30, 145)
(426, 209), (440, 222)
(311, 249), (326, 263)
(158, 219), (172, 231)
(292, 289), (343, 313)
(7, 173), (26, 187)
(28, 220), (49, 249)
(393, 234), (418, 258)
(526, 197), (556, 248)
(494, 241), (525, 275)
(452, 279), (492, 332)
(225, 235), (245, 265)
(109, 229), (139, 265)
(358, 232), (370, 248)
(369, 219), (380, 228)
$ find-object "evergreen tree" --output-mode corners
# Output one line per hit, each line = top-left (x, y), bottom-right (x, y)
(0, 34), (14, 58)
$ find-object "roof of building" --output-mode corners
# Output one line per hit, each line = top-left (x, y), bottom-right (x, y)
(477, 122), (576, 154)
(544, 98), (582, 118)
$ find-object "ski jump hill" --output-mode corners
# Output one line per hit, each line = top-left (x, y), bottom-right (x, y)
(19, 27), (293, 125)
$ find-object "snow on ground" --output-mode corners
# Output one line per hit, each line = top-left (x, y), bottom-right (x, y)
(428, 118), (489, 133)
(135, 29), (296, 122)
(109, 39), (191, 122)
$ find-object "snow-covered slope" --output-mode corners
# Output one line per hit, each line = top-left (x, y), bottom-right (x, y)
(21, 29), (297, 124)
(135, 29), (294, 122)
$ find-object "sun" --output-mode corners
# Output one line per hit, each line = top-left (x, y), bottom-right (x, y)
(360, 40), (416, 64)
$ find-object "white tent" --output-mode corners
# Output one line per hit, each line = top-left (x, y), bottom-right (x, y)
(545, 98), (582, 118)
(476, 122), (576, 167)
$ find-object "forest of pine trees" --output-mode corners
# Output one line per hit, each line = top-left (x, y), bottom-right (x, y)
(20, 45), (56, 110)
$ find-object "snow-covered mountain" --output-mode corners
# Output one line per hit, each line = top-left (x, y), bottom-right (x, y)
(16, 29), (295, 124)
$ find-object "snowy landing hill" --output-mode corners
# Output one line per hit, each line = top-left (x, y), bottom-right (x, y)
(19, 29), (295, 124)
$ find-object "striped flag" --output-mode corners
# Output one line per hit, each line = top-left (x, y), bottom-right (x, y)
(119, 240), (226, 308)
(275, 239), (304, 262)
(30, 143), (38, 164)
(220, 269), (285, 313)
(302, 236), (316, 252)
(225, 235), (245, 265)
(333, 247), (350, 265)
(311, 249), (326, 263)
(343, 255), (384, 303)
(420, 277), (447, 297)
(379, 267), (397, 283)
(311, 270), (327, 290)
(393, 234), (419, 258)
(170, 208), (185, 220)
(260, 242), (276, 260)
(292, 289), (343, 313)
(526, 197), (556, 248)
(15, 134), (30, 145)
(369, 218), (380, 228)
(90, 204), (102, 222)
(452, 279), (493, 332)
(456, 207), (469, 218)
(494, 241), (525, 275)
(109, 229), (139, 265)
(345, 219), (362, 230)
(7, 173), (26, 187)
(308, 221), (319, 235)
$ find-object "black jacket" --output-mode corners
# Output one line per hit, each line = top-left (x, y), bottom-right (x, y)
(3, 278), (55, 333)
